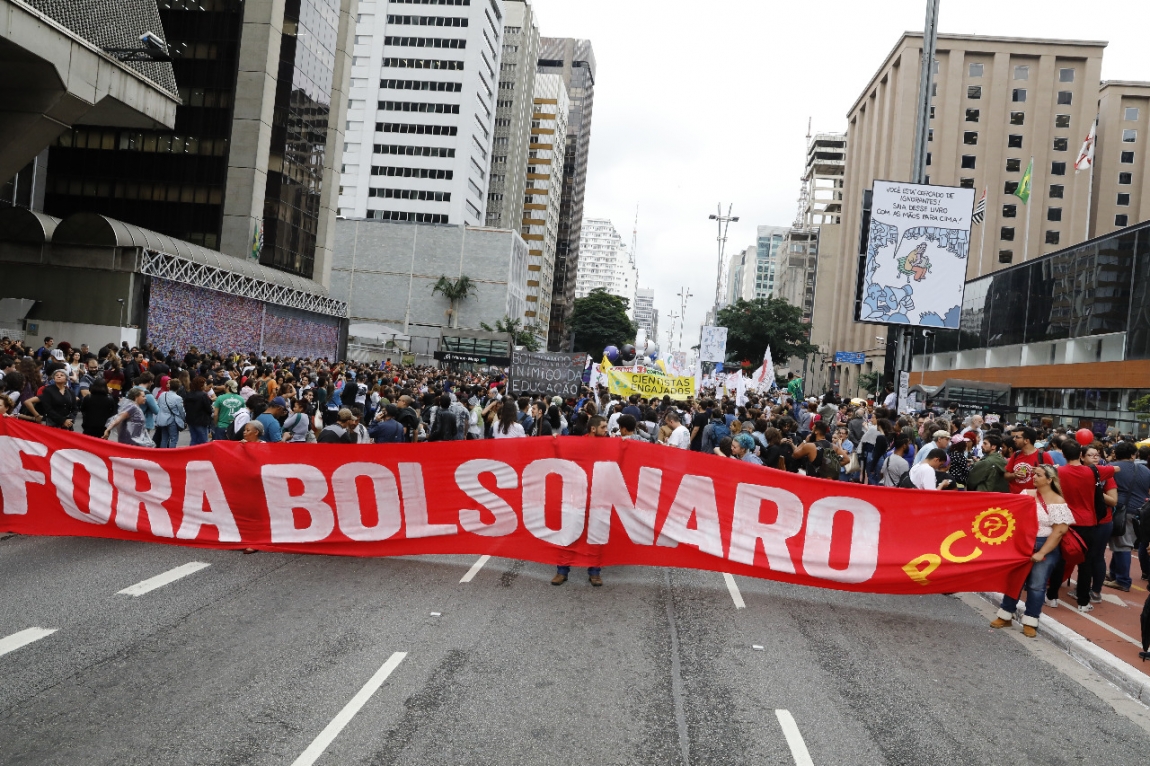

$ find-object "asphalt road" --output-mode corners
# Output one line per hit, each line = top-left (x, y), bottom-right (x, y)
(3, 532), (1150, 765)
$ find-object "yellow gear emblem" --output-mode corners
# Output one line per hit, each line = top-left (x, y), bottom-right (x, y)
(972, 508), (1016, 545)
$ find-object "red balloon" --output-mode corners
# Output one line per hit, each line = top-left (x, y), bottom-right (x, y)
(1075, 428), (1094, 446)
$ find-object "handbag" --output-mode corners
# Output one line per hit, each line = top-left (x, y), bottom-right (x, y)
(1041, 496), (1088, 569)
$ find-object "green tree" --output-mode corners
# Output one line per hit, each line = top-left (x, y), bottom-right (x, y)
(569, 288), (637, 356)
(431, 275), (477, 329)
(715, 298), (817, 366)
(481, 315), (542, 352)
(857, 371), (882, 397)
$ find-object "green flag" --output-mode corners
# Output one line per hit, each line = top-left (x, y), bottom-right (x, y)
(1014, 158), (1033, 204)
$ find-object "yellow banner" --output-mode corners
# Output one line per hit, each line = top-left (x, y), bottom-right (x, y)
(607, 370), (696, 400)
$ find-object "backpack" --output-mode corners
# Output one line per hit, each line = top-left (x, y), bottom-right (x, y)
(225, 410), (250, 441)
(710, 419), (731, 443)
(1087, 464), (1109, 523)
(815, 440), (840, 480)
(1137, 499), (1150, 543)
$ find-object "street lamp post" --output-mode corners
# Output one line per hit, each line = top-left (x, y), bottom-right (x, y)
(708, 204), (739, 322)
(676, 287), (693, 354)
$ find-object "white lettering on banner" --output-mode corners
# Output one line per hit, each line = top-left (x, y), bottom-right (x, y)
(110, 458), (175, 538)
(456, 459), (519, 537)
(50, 448), (113, 525)
(586, 463), (661, 545)
(262, 464), (336, 543)
(0, 436), (47, 516)
(801, 497), (881, 583)
(655, 475), (724, 558)
(398, 463), (457, 538)
(728, 484), (803, 573)
(521, 458), (587, 546)
(178, 461), (241, 542)
(332, 463), (403, 542)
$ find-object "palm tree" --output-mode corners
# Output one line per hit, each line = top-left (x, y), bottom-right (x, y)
(481, 315), (543, 352)
(431, 275), (477, 329)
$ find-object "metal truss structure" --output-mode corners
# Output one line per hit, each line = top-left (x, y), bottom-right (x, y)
(139, 249), (347, 318)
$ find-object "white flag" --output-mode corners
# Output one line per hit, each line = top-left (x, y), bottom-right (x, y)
(1075, 119), (1096, 172)
(752, 346), (774, 391)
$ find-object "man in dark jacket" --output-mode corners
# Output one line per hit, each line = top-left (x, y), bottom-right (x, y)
(966, 434), (1010, 493)
(427, 394), (458, 441)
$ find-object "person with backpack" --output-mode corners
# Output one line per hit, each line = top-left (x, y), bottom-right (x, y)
(700, 409), (732, 455)
(791, 421), (846, 479)
(966, 434), (1010, 492)
(1105, 441), (1150, 592)
(427, 394), (459, 442)
(155, 379), (187, 448)
(212, 379), (246, 440)
(282, 398), (315, 443)
(880, 435), (913, 487)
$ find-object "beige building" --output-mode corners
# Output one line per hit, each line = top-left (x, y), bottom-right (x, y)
(816, 32), (1112, 398)
(1092, 82), (1150, 238)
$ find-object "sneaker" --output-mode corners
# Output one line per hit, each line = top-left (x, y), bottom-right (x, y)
(1077, 603), (1094, 613)
(589, 575), (603, 587)
(1044, 598), (1059, 608)
(1090, 591), (1102, 604)
(1022, 625), (1038, 638)
(551, 573), (567, 586)
(1103, 580), (1131, 592)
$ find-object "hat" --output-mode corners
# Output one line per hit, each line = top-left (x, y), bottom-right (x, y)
(552, 396), (563, 407)
(225, 379), (239, 392)
(51, 348), (65, 360)
(270, 396), (288, 409)
(933, 430), (950, 441)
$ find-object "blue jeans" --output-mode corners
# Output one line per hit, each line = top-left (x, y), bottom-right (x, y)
(189, 425), (210, 445)
(1108, 550), (1132, 589)
(557, 566), (601, 577)
(212, 426), (228, 441)
(1000, 537), (1059, 620)
(158, 422), (180, 449)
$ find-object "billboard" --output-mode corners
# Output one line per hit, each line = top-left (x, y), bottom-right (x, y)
(858, 181), (975, 329)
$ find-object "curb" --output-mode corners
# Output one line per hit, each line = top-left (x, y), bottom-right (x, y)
(978, 591), (1150, 703)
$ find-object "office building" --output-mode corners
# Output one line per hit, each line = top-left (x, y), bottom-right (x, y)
(755, 226), (788, 299)
(484, 0), (539, 230)
(633, 287), (658, 339)
(725, 245), (757, 304)
(338, 0), (505, 229)
(331, 217), (528, 360)
(40, 0), (356, 286)
(909, 218), (1150, 437)
(0, 0), (179, 209)
(538, 37), (595, 350)
(574, 216), (635, 312)
(520, 73), (569, 338)
(804, 133), (846, 226)
(1091, 82), (1150, 238)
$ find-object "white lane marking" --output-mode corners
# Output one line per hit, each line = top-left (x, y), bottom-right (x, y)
(775, 709), (815, 766)
(459, 555), (491, 583)
(723, 573), (746, 609)
(1100, 593), (1127, 607)
(1058, 600), (1142, 647)
(117, 562), (211, 597)
(290, 652), (407, 766)
(0, 627), (57, 658)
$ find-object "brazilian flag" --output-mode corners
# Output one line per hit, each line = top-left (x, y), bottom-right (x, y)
(1014, 158), (1033, 205)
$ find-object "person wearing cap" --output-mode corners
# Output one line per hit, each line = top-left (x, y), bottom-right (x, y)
(255, 396), (287, 443)
(370, 403), (407, 443)
(914, 429), (952, 466)
(212, 378), (246, 440)
(319, 408), (359, 443)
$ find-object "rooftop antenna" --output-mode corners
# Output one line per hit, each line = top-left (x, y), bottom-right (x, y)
(794, 117), (812, 229)
(629, 204), (639, 267)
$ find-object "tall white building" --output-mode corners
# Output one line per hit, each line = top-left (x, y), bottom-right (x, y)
(338, 0), (506, 226)
(633, 287), (657, 338)
(520, 73), (569, 337)
(575, 217), (637, 314)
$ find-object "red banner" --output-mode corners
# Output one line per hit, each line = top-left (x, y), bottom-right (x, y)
(0, 419), (1036, 594)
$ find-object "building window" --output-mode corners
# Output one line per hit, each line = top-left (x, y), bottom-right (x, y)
(1051, 139), (1072, 156)
(968, 85), (982, 99)
(1126, 107), (1141, 121)
(1116, 214), (1129, 227)
(1012, 88), (1027, 102)
(969, 63), (984, 77)
(999, 250), (1013, 264)
(1010, 112), (1025, 125)
(1059, 68), (1075, 82)
(1001, 227), (1015, 241)
(1006, 158), (1021, 172)
(930, 106), (936, 119)
(1051, 161), (1067, 175)
(1047, 207), (1062, 222)
(1055, 114), (1071, 129)
(1118, 193), (1131, 206)
(966, 108), (980, 122)
(1014, 65), (1029, 80)
(1002, 204), (1017, 218)
(1050, 184), (1064, 198)
(1045, 230), (1060, 245)
(960, 178), (975, 188)
(963, 131), (978, 145)
(1004, 181), (1019, 194)
(1008, 134), (1023, 149)
(926, 152), (932, 165)
(1057, 91), (1073, 105)
(1121, 151), (1135, 163)
(961, 154), (976, 169)
(929, 129), (934, 142)
(1123, 129), (1138, 143)
(1119, 172), (1132, 185)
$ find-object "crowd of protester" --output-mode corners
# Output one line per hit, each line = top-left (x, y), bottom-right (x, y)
(3, 334), (1149, 618)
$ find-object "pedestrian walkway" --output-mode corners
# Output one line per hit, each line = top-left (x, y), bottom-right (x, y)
(1049, 557), (1149, 678)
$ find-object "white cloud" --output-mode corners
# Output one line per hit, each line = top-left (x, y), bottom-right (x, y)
(529, 0), (1146, 352)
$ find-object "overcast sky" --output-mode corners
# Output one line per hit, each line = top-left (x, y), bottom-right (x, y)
(528, 0), (1148, 354)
